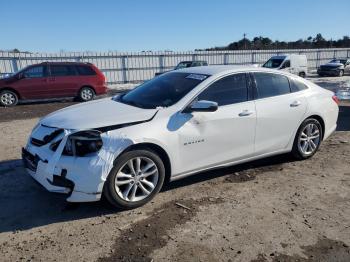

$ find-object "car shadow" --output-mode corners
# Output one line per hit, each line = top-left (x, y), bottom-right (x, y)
(0, 162), (118, 233)
(0, 153), (296, 233)
(163, 153), (296, 191)
(337, 105), (350, 131)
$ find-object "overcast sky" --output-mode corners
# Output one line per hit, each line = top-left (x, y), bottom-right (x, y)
(1, 0), (349, 52)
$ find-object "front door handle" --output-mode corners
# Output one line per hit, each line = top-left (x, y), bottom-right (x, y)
(290, 101), (301, 107)
(239, 110), (254, 117)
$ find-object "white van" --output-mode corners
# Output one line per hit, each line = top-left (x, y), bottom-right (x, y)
(262, 54), (308, 77)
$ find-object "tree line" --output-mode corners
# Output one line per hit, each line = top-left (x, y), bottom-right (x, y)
(199, 34), (350, 51)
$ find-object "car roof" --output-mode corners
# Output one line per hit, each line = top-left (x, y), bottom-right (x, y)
(176, 65), (282, 76)
(38, 62), (92, 66)
(178, 61), (207, 63)
(270, 55), (287, 59)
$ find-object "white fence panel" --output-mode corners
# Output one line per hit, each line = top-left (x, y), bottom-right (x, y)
(0, 48), (349, 83)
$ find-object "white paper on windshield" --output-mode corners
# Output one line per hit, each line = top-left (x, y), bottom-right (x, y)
(186, 74), (208, 81)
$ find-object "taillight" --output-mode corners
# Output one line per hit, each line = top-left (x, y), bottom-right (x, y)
(332, 95), (339, 105)
(99, 72), (106, 83)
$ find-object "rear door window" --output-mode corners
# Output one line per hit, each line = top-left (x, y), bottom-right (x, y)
(76, 65), (97, 75)
(254, 72), (291, 99)
(50, 65), (76, 77)
(197, 73), (248, 106)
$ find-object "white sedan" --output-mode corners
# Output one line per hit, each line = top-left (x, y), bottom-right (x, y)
(23, 66), (339, 209)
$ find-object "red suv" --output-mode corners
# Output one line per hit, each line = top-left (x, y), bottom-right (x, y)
(0, 62), (107, 106)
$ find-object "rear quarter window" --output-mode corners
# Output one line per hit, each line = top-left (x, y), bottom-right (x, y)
(291, 79), (308, 92)
(76, 65), (97, 76)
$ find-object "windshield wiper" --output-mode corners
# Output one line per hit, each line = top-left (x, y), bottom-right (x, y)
(117, 96), (146, 108)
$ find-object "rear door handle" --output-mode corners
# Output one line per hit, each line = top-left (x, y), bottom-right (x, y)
(290, 101), (301, 107)
(239, 110), (254, 117)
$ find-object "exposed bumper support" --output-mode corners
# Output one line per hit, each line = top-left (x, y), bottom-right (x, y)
(22, 147), (103, 202)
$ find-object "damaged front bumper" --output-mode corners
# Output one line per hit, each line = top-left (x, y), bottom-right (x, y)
(22, 147), (73, 194)
(22, 124), (132, 202)
(22, 145), (103, 202)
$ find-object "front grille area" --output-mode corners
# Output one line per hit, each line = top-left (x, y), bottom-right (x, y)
(22, 148), (39, 172)
(320, 66), (338, 70)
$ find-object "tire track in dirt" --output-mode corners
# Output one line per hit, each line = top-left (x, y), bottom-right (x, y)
(99, 197), (224, 262)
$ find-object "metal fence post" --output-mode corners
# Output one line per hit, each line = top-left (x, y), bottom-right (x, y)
(251, 52), (255, 64)
(192, 54), (197, 61)
(333, 50), (336, 59)
(11, 57), (19, 73)
(121, 56), (128, 84)
(159, 55), (164, 73)
(316, 50), (321, 68)
(224, 53), (228, 65)
(75, 56), (81, 62)
(347, 49), (350, 58)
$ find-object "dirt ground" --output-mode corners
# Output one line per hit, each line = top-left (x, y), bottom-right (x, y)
(0, 77), (350, 262)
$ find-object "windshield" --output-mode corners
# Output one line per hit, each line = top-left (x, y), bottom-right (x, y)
(114, 72), (209, 109)
(13, 65), (31, 75)
(330, 59), (346, 65)
(262, 58), (285, 68)
(175, 62), (192, 70)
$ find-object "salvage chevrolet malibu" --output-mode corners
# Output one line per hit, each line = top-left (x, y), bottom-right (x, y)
(23, 66), (339, 209)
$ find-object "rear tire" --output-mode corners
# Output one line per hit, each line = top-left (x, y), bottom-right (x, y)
(292, 118), (322, 160)
(78, 86), (95, 102)
(104, 149), (165, 210)
(0, 90), (18, 107)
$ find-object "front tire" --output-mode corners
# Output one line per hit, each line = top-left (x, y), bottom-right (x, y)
(104, 149), (165, 210)
(0, 90), (18, 107)
(292, 118), (322, 160)
(338, 70), (344, 77)
(78, 86), (95, 102)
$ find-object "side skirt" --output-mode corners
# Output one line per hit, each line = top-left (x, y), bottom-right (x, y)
(170, 149), (291, 182)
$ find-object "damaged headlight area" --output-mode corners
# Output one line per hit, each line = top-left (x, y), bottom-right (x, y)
(50, 130), (103, 157)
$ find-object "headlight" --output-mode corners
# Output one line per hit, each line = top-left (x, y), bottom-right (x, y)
(50, 130), (103, 157)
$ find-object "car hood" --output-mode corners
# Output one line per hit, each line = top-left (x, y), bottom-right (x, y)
(0, 75), (17, 84)
(41, 97), (158, 130)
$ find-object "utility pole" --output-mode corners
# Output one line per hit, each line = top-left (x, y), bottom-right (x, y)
(243, 33), (247, 50)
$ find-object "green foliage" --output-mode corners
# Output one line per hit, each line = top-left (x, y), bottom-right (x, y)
(201, 34), (350, 51)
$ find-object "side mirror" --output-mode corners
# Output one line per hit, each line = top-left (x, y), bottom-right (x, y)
(183, 100), (218, 113)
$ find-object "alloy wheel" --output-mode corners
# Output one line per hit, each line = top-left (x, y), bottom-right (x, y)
(81, 88), (93, 100)
(1, 92), (16, 106)
(114, 157), (159, 202)
(298, 123), (321, 155)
